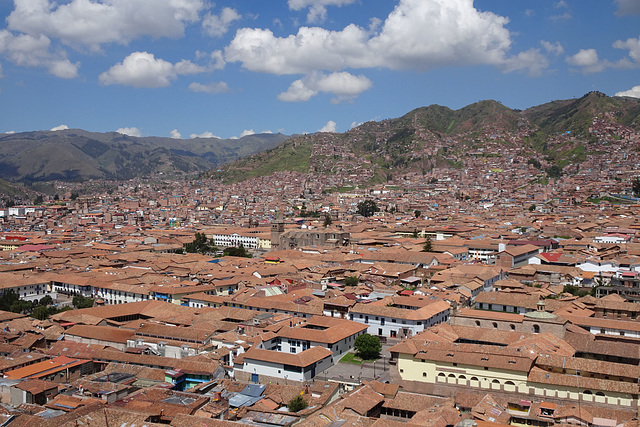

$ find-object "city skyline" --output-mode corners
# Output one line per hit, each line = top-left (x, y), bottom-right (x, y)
(0, 0), (639, 138)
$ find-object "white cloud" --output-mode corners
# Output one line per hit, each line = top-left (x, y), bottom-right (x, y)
(0, 63), (3, 78)
(261, 130), (273, 134)
(5, 131), (16, 134)
(195, 50), (226, 70)
(288, 0), (357, 24)
(501, 48), (548, 77)
(99, 51), (204, 88)
(7, 0), (206, 51)
(566, 48), (605, 73)
(318, 120), (337, 133)
(541, 40), (564, 56)
(278, 71), (372, 102)
(566, 37), (640, 74)
(51, 124), (69, 131)
(240, 129), (255, 137)
(613, 36), (640, 63)
(189, 81), (230, 94)
(190, 131), (220, 139)
(227, 0), (543, 77)
(170, 129), (182, 139)
(117, 127), (141, 137)
(0, 30), (79, 78)
(615, 85), (640, 98)
(203, 7), (241, 37)
(615, 0), (640, 16)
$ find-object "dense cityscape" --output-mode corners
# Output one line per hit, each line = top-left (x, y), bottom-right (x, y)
(0, 96), (639, 426)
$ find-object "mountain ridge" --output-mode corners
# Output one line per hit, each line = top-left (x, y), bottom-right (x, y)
(210, 92), (640, 184)
(0, 130), (289, 182)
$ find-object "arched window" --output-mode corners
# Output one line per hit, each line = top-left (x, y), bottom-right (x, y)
(492, 322), (498, 329)
(596, 392), (605, 396)
(583, 390), (592, 395)
(509, 324), (516, 330)
(533, 324), (540, 334)
(475, 320), (481, 326)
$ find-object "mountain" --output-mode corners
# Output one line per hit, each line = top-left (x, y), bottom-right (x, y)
(0, 129), (289, 182)
(210, 92), (640, 183)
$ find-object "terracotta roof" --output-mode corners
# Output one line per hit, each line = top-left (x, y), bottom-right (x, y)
(242, 346), (333, 367)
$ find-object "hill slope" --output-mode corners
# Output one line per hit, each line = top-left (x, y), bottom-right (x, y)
(0, 130), (289, 182)
(211, 92), (640, 184)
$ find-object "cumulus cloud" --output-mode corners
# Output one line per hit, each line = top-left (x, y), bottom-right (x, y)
(190, 131), (220, 139)
(7, 0), (206, 51)
(203, 7), (241, 37)
(170, 129), (182, 139)
(278, 71), (372, 103)
(566, 38), (640, 74)
(566, 49), (605, 73)
(99, 51), (204, 88)
(615, 0), (640, 16)
(240, 129), (255, 137)
(550, 0), (571, 21)
(5, 131), (16, 134)
(288, 0), (357, 23)
(227, 0), (544, 77)
(501, 48), (548, 77)
(51, 124), (69, 131)
(613, 36), (640, 63)
(195, 50), (226, 70)
(615, 85), (640, 98)
(541, 41), (564, 56)
(189, 81), (230, 94)
(318, 120), (337, 133)
(0, 30), (79, 78)
(117, 127), (141, 137)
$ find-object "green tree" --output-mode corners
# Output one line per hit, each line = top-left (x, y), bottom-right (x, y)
(356, 200), (380, 218)
(563, 284), (578, 295)
(323, 213), (332, 227)
(529, 204), (536, 212)
(72, 295), (95, 309)
(633, 177), (640, 197)
(414, 210), (421, 218)
(223, 245), (252, 258)
(287, 395), (308, 413)
(31, 305), (50, 320)
(33, 195), (44, 205)
(344, 276), (359, 286)
(38, 295), (53, 306)
(0, 289), (19, 311)
(354, 334), (382, 360)
(184, 232), (217, 255)
(70, 192), (79, 201)
(10, 300), (32, 314)
(422, 235), (433, 252)
(546, 165), (562, 179)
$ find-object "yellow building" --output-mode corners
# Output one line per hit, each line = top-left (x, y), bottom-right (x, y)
(390, 340), (639, 408)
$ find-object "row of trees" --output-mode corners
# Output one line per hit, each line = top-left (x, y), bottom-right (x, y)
(0, 289), (94, 320)
(180, 232), (253, 258)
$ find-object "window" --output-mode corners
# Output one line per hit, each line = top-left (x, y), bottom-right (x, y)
(492, 322), (498, 329)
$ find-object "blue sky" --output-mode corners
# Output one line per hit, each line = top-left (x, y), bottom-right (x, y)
(0, 0), (639, 139)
